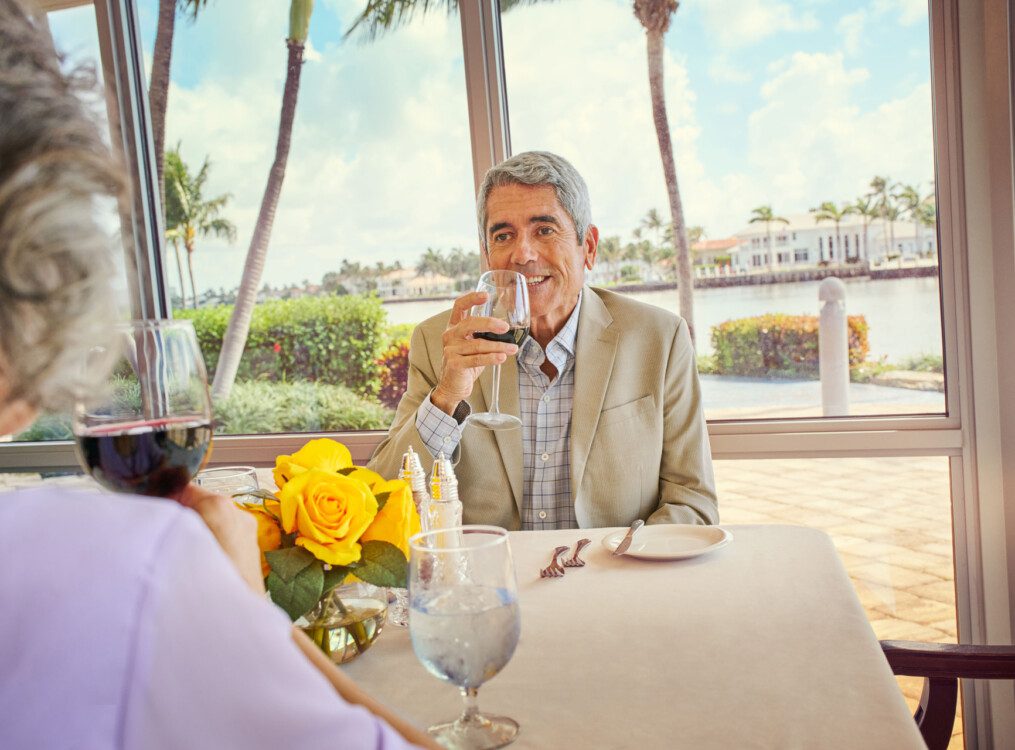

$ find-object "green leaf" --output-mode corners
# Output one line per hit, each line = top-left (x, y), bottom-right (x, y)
(265, 546), (317, 581)
(374, 490), (390, 511)
(266, 562), (324, 621)
(353, 539), (408, 588)
(322, 566), (351, 594)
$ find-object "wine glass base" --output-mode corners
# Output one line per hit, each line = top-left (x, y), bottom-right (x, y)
(467, 413), (521, 431)
(428, 713), (519, 749)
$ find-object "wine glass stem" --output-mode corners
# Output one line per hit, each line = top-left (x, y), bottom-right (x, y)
(459, 686), (481, 725)
(489, 363), (503, 415)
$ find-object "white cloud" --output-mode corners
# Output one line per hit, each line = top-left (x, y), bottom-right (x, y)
(743, 52), (933, 228)
(872, 0), (927, 27)
(709, 55), (752, 84)
(699, 0), (819, 49)
(837, 10), (866, 56)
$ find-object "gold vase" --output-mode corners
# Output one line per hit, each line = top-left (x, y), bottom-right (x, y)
(299, 580), (388, 664)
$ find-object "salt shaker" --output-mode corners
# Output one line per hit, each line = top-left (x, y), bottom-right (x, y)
(428, 451), (463, 530)
(400, 446), (431, 531)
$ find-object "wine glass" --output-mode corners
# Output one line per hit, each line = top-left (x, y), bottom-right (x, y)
(468, 270), (530, 431)
(72, 319), (214, 498)
(409, 525), (521, 749)
(196, 465), (259, 499)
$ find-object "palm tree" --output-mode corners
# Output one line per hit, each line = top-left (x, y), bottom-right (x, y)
(868, 176), (893, 256)
(895, 182), (934, 257)
(641, 207), (665, 249)
(749, 205), (789, 270)
(809, 201), (850, 264)
(631, 0), (694, 341)
(163, 147), (237, 309)
(211, 0), (315, 400)
(417, 247), (445, 276)
(149, 0), (212, 204)
(687, 225), (705, 244)
(846, 195), (878, 261)
(598, 235), (623, 282)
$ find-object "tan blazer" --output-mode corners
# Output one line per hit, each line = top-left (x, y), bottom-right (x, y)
(369, 286), (718, 529)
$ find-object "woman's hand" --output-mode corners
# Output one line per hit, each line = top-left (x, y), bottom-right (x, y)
(177, 483), (266, 594)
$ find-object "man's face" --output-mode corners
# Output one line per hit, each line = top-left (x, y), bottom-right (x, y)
(483, 183), (598, 344)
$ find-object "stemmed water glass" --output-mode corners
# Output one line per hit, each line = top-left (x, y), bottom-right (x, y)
(409, 525), (521, 749)
(468, 270), (530, 431)
(72, 319), (214, 498)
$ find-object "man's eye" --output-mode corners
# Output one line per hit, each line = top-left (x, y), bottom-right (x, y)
(493, 232), (510, 242)
(537, 226), (555, 236)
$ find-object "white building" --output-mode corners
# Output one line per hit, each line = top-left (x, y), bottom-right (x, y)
(730, 213), (938, 270)
(375, 268), (455, 299)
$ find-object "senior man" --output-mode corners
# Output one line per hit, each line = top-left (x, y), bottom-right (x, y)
(370, 151), (717, 529)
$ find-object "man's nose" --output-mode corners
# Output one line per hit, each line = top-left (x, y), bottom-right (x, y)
(509, 233), (539, 266)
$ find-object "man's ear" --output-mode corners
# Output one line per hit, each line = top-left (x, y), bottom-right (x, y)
(584, 224), (599, 270)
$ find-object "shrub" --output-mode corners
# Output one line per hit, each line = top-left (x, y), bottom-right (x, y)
(176, 294), (388, 396)
(899, 353), (944, 373)
(377, 339), (410, 409)
(711, 313), (868, 378)
(214, 381), (394, 434)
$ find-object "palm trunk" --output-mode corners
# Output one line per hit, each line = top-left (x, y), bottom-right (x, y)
(149, 0), (175, 207)
(172, 241), (187, 309)
(767, 225), (774, 270)
(863, 219), (869, 261)
(186, 244), (197, 309)
(645, 29), (694, 342)
(835, 224), (841, 264)
(212, 41), (304, 400)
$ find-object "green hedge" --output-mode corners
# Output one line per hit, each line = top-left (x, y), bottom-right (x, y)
(711, 314), (869, 378)
(13, 381), (393, 441)
(175, 295), (387, 395)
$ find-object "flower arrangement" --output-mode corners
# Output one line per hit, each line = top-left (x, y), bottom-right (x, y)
(239, 438), (421, 623)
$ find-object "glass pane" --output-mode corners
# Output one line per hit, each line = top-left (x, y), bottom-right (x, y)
(136, 0), (475, 435)
(716, 457), (962, 748)
(6, 2), (130, 444)
(501, 0), (945, 420)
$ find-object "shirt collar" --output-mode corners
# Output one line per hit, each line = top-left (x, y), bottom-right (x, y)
(521, 290), (582, 364)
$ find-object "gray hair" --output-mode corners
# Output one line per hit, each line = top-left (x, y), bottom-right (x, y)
(476, 151), (592, 253)
(0, 0), (124, 412)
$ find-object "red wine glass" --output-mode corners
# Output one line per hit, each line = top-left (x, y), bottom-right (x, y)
(72, 319), (214, 498)
(468, 270), (530, 431)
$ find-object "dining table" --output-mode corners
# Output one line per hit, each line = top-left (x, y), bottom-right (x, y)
(344, 524), (926, 749)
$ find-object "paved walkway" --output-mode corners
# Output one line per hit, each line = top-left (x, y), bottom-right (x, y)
(715, 456), (960, 747)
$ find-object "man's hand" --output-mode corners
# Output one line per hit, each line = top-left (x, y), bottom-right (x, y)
(431, 290), (518, 416)
(177, 483), (266, 595)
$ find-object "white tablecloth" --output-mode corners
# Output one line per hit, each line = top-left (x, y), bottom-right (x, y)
(344, 525), (925, 749)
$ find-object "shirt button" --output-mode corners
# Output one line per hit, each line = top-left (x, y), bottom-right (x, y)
(538, 510), (547, 520)
(540, 452), (549, 461)
(542, 394), (550, 403)
(442, 437), (451, 445)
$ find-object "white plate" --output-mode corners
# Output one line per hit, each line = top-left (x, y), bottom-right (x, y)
(601, 524), (733, 561)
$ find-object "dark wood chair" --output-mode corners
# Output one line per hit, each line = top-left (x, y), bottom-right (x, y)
(881, 640), (1015, 749)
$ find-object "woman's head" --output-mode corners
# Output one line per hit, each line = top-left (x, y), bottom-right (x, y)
(0, 0), (124, 432)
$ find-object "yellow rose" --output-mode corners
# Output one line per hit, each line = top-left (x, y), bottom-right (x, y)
(360, 479), (421, 558)
(278, 469), (378, 566)
(344, 465), (384, 490)
(238, 501), (283, 577)
(273, 438), (353, 490)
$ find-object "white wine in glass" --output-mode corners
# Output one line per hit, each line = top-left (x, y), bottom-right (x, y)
(468, 270), (530, 431)
(409, 525), (521, 749)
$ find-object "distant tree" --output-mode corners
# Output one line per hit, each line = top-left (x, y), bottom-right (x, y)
(895, 182), (935, 256)
(417, 247), (444, 275)
(868, 176), (894, 256)
(641, 207), (665, 249)
(809, 201), (851, 263)
(748, 205), (789, 270)
(846, 195), (878, 260)
(598, 235), (623, 282)
(163, 146), (236, 308)
(687, 225), (706, 244)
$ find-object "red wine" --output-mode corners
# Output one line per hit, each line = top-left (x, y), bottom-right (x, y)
(474, 326), (529, 346)
(75, 418), (213, 497)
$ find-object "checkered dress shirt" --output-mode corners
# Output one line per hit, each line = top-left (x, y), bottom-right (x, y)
(416, 294), (583, 530)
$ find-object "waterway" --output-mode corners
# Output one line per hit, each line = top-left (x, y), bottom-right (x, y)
(382, 275), (943, 363)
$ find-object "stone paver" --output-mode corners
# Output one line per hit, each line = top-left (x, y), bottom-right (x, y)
(715, 456), (963, 748)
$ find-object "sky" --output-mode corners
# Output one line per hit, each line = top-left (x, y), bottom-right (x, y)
(47, 0), (934, 297)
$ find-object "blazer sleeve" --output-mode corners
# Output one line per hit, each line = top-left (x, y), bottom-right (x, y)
(368, 321), (463, 479)
(647, 317), (719, 525)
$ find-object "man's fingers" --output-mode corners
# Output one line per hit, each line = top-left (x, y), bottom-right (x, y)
(448, 291), (489, 326)
(454, 352), (509, 369)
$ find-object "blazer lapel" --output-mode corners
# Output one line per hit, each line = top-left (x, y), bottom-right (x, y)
(478, 358), (523, 517)
(571, 288), (617, 504)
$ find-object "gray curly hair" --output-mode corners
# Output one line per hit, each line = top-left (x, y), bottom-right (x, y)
(0, 0), (125, 412)
(476, 151), (592, 253)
